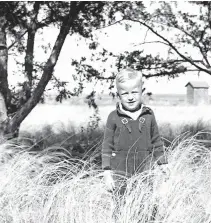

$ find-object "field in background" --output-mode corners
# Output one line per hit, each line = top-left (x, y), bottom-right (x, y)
(44, 93), (211, 106)
(19, 94), (211, 159)
(21, 102), (211, 133)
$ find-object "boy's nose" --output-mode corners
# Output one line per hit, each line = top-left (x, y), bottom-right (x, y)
(128, 94), (134, 101)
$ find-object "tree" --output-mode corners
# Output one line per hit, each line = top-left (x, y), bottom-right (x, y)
(73, 2), (211, 86)
(122, 2), (211, 77)
(0, 1), (132, 138)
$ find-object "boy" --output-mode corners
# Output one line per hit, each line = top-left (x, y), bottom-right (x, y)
(102, 68), (167, 191)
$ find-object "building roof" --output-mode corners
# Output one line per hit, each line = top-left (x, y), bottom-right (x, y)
(185, 81), (209, 89)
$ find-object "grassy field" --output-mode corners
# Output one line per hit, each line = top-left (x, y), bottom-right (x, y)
(1, 99), (211, 222)
(21, 102), (211, 131)
(0, 136), (211, 222)
(20, 103), (211, 146)
(17, 102), (211, 165)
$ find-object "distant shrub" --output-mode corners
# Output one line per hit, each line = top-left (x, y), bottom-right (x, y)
(160, 119), (211, 147)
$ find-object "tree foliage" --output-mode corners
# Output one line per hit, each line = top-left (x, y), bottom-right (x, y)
(123, 2), (211, 76)
(0, 1), (127, 136)
(73, 2), (211, 88)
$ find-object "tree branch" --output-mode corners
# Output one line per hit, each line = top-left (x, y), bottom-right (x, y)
(25, 2), (40, 88)
(132, 40), (170, 47)
(93, 76), (115, 80)
(143, 27), (150, 42)
(7, 30), (27, 50)
(143, 68), (199, 79)
(94, 19), (124, 31)
(127, 18), (211, 75)
(84, 67), (200, 81)
(207, 3), (211, 30)
(173, 25), (211, 68)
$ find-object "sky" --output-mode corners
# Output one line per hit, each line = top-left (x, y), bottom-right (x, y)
(8, 1), (211, 96)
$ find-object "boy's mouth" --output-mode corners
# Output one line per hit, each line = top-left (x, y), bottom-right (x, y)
(128, 101), (136, 105)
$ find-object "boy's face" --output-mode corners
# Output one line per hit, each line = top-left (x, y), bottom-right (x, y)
(118, 79), (142, 112)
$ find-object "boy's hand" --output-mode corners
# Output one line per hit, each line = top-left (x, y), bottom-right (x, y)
(103, 170), (115, 191)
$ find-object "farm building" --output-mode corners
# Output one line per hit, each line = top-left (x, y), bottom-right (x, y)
(185, 81), (209, 105)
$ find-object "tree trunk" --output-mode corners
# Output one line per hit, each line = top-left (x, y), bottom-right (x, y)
(4, 2), (84, 136)
(0, 17), (9, 108)
(0, 92), (7, 142)
(25, 29), (35, 91)
(0, 16), (9, 140)
(25, 2), (40, 89)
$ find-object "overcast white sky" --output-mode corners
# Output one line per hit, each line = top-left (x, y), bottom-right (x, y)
(8, 1), (211, 95)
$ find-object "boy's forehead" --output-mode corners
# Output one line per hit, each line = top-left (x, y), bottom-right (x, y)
(118, 80), (141, 90)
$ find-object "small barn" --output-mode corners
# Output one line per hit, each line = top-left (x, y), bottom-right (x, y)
(185, 81), (209, 105)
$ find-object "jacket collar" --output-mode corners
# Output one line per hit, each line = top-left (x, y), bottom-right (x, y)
(116, 102), (152, 118)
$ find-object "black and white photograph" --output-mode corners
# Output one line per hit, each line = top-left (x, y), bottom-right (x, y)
(0, 1), (211, 222)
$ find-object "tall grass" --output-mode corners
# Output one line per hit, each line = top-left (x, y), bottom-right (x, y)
(19, 123), (103, 164)
(20, 119), (211, 157)
(160, 119), (211, 147)
(0, 134), (211, 222)
(118, 135), (211, 223)
(0, 142), (113, 223)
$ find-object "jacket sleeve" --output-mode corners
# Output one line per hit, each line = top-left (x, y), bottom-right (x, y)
(101, 112), (116, 169)
(151, 111), (168, 165)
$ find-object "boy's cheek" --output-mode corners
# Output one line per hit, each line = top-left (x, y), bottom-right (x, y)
(119, 96), (126, 102)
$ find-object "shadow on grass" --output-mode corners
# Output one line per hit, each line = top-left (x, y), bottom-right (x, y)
(19, 123), (104, 166)
(160, 119), (211, 148)
(16, 119), (211, 167)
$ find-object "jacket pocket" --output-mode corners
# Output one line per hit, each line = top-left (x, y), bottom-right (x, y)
(113, 126), (122, 150)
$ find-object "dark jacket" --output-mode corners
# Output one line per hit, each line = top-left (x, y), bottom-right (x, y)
(102, 103), (166, 177)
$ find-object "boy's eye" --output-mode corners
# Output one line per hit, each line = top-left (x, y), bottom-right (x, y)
(121, 92), (128, 96)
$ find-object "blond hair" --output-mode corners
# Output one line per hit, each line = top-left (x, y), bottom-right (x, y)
(116, 68), (142, 88)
